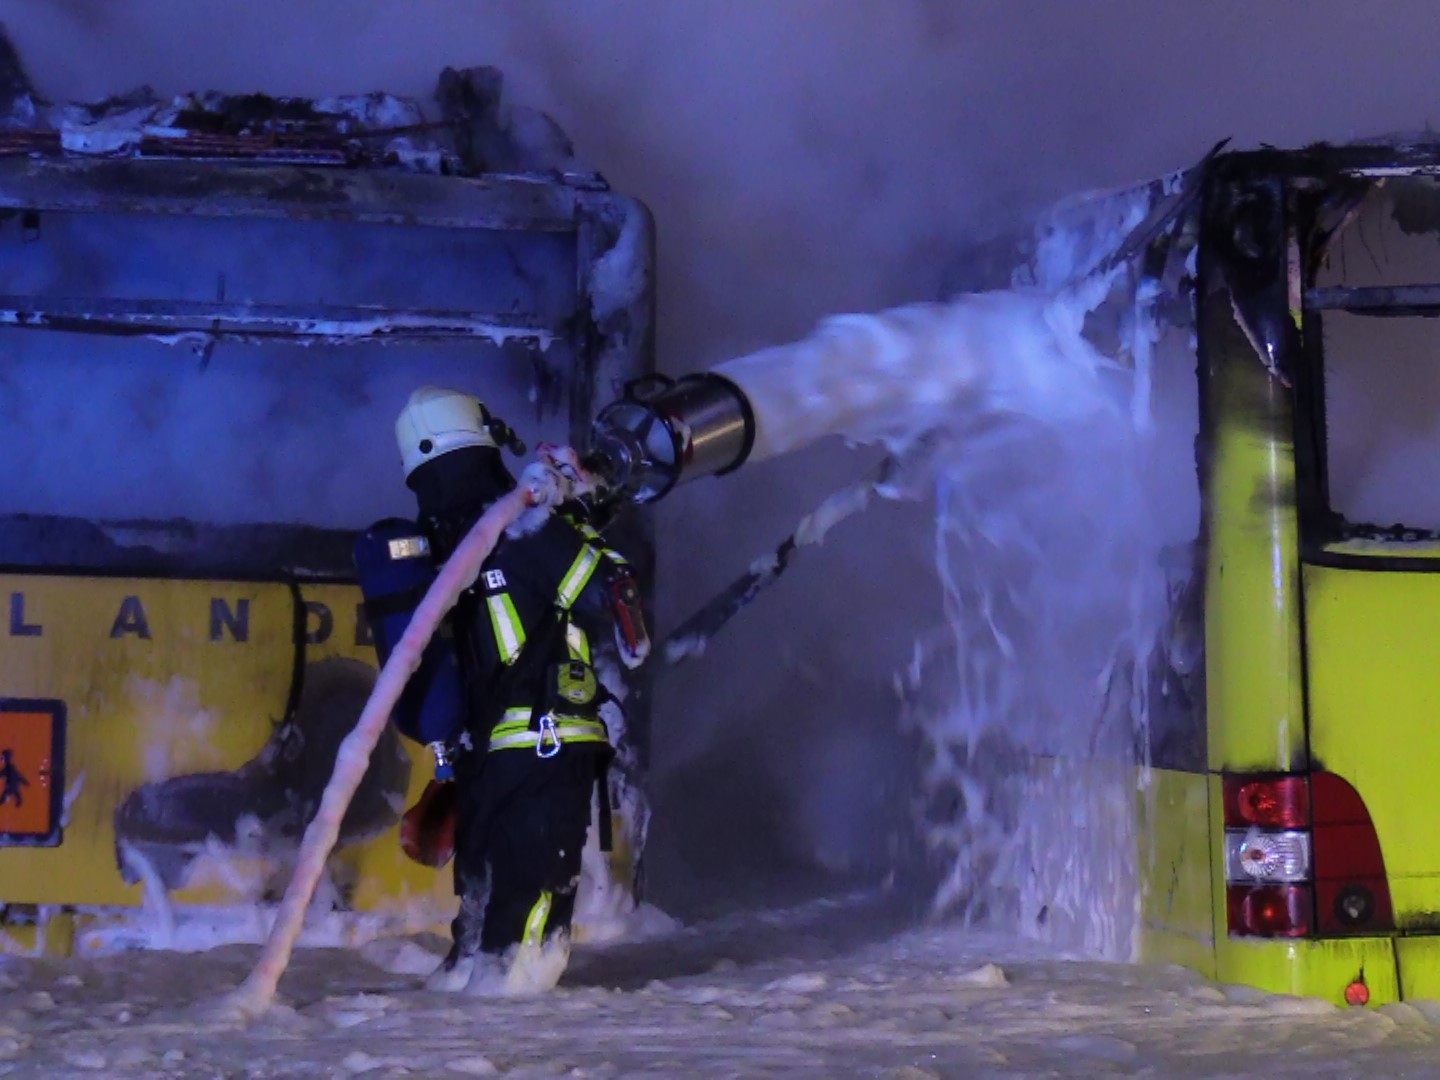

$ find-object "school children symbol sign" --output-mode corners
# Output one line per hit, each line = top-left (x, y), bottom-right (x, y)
(0, 699), (65, 846)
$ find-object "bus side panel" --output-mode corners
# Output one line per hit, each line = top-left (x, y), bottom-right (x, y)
(1136, 767), (1216, 976)
(0, 574), (451, 925)
(1303, 563), (1440, 927)
(0, 573), (293, 907)
(1396, 938), (1440, 999)
(1199, 253), (1308, 774)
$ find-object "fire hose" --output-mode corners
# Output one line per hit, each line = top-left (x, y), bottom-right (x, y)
(224, 450), (593, 1017)
(219, 373), (758, 1015)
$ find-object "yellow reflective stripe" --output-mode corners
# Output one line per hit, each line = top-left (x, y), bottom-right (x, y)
(495, 706), (599, 729)
(488, 719), (608, 751)
(573, 520), (626, 564)
(491, 719), (531, 737)
(566, 623), (591, 664)
(556, 545), (601, 610)
(490, 732), (609, 751)
(522, 890), (553, 948)
(492, 722), (604, 743)
(494, 713), (596, 733)
(486, 592), (525, 663)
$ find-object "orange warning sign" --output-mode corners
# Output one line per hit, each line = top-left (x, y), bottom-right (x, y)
(0, 700), (64, 845)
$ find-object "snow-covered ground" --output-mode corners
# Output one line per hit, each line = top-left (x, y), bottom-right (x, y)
(2, 893), (1437, 1078)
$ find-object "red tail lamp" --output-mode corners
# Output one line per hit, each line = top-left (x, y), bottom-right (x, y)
(1227, 884), (1313, 937)
(1224, 775), (1309, 829)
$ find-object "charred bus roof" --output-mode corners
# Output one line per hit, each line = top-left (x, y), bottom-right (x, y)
(0, 42), (654, 580)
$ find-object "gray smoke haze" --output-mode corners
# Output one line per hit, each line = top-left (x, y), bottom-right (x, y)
(7, 0), (1440, 916)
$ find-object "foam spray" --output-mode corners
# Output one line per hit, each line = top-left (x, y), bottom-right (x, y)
(716, 177), (1199, 958)
(229, 172), (1195, 1011)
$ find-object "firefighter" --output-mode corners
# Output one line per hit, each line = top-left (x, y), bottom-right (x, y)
(390, 387), (648, 991)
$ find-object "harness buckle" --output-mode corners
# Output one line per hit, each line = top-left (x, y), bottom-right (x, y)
(536, 714), (563, 759)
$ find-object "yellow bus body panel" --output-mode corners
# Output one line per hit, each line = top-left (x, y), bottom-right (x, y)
(295, 582), (451, 914)
(1136, 767), (1216, 977)
(1396, 937), (1440, 999)
(0, 573), (451, 920)
(1213, 935), (1399, 1004)
(1303, 561), (1440, 925)
(1202, 306), (1307, 774)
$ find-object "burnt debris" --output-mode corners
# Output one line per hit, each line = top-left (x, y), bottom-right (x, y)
(0, 24), (579, 178)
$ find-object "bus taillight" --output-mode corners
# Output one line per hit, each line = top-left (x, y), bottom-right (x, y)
(1227, 883), (1313, 937)
(1222, 772), (1393, 937)
(1310, 772), (1394, 935)
(1224, 775), (1309, 829)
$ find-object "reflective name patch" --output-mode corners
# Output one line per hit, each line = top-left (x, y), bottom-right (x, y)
(387, 536), (431, 560)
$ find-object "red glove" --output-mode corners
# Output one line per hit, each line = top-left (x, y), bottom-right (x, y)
(400, 780), (458, 867)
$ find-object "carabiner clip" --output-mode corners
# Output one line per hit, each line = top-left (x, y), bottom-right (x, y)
(536, 714), (562, 759)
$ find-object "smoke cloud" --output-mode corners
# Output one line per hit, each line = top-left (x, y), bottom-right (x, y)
(7, 1), (1440, 918)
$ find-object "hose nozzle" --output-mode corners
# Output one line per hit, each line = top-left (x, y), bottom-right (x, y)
(588, 373), (756, 503)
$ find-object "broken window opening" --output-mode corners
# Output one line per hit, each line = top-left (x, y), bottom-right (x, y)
(1309, 176), (1440, 537)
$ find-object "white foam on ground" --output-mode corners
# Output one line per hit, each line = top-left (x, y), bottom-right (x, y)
(10, 889), (1431, 1073)
(74, 894), (455, 957)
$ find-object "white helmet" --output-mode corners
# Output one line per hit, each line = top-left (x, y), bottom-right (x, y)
(395, 386), (497, 478)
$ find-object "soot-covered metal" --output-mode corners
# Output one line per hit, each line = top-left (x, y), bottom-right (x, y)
(0, 26), (654, 580)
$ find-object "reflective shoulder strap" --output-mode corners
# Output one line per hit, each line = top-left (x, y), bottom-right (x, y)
(576, 521), (629, 567)
(485, 590), (526, 664)
(556, 544), (602, 610)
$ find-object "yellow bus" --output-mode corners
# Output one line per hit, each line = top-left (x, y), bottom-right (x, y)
(1129, 141), (1440, 1006)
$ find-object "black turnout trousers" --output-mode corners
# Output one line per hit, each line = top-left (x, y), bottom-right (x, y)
(451, 744), (602, 955)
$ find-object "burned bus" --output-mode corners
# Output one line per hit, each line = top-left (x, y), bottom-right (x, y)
(1021, 139), (1440, 1007)
(897, 136), (1440, 1008)
(0, 68), (653, 953)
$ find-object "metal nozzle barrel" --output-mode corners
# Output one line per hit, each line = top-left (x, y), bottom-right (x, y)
(588, 373), (756, 503)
